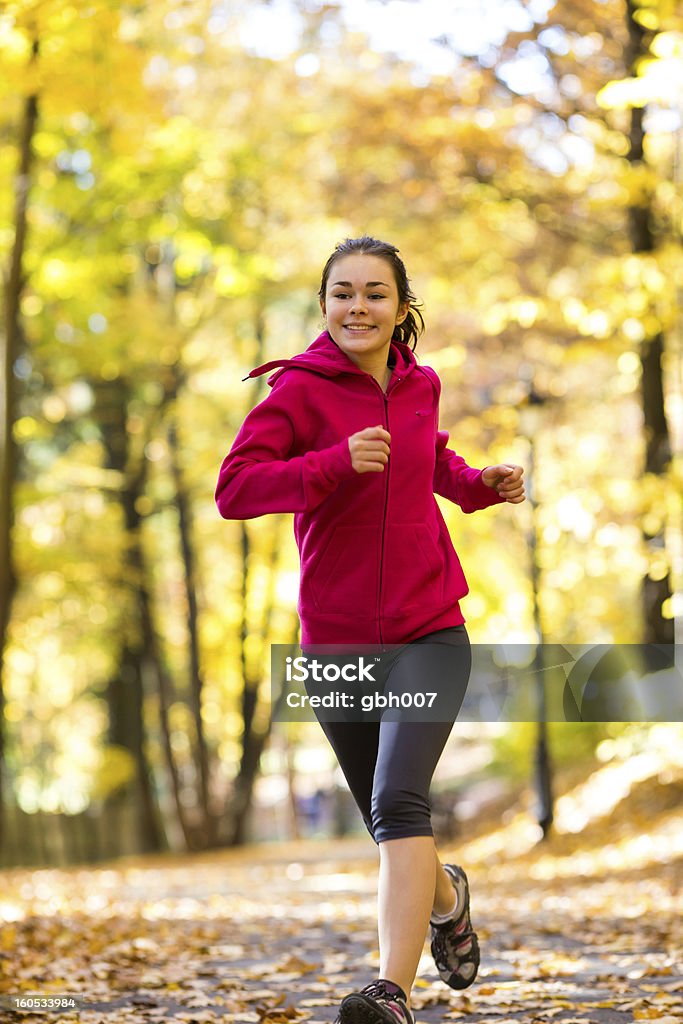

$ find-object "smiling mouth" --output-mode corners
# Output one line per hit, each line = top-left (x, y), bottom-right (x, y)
(343, 324), (376, 331)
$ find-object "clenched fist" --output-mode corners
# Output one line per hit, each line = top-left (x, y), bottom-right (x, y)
(348, 425), (391, 474)
(481, 463), (525, 503)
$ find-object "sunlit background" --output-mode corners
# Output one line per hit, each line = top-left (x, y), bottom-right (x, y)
(0, 0), (682, 866)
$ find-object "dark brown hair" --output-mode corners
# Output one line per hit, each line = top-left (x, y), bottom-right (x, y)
(318, 236), (425, 350)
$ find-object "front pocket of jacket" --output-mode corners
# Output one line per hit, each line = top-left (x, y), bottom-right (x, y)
(414, 526), (443, 580)
(383, 524), (445, 613)
(308, 525), (380, 616)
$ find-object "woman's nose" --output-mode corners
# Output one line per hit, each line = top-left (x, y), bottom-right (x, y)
(349, 295), (367, 312)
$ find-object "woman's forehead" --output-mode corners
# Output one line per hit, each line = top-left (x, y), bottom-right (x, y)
(329, 252), (395, 285)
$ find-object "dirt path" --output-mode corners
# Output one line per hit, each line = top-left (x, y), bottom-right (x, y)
(1, 831), (681, 1024)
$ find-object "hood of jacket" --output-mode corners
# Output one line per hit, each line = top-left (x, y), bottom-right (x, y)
(242, 329), (420, 389)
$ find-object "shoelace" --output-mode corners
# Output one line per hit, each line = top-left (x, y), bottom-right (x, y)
(358, 981), (411, 1023)
(361, 981), (400, 1000)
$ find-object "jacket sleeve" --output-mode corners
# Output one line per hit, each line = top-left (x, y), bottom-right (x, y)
(433, 430), (506, 514)
(215, 377), (357, 520)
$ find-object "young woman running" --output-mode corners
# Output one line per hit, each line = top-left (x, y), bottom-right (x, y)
(215, 236), (525, 1024)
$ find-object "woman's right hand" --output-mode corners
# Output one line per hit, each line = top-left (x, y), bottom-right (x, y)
(348, 425), (391, 473)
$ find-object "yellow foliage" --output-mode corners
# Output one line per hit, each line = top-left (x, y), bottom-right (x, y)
(2, 0), (682, 829)
(91, 744), (136, 800)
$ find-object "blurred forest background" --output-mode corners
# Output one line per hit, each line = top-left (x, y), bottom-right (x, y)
(1, 0), (683, 869)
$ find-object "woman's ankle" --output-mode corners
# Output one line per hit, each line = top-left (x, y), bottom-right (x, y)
(431, 893), (458, 921)
(432, 863), (459, 916)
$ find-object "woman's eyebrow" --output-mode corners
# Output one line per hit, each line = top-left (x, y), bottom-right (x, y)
(332, 280), (390, 288)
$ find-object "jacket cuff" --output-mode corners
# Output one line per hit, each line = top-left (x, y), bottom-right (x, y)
(316, 437), (357, 484)
(469, 468), (507, 509)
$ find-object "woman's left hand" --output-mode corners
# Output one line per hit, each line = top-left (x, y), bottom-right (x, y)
(481, 464), (525, 503)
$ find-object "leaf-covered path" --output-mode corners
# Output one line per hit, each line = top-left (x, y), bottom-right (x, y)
(1, 819), (681, 1024)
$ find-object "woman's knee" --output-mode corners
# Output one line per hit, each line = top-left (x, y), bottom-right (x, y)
(371, 784), (433, 842)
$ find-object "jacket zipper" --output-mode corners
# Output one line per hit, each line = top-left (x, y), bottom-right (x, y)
(373, 372), (403, 649)
(378, 389), (389, 648)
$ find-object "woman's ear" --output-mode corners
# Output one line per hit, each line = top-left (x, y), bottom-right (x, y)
(319, 298), (327, 317)
(395, 302), (410, 325)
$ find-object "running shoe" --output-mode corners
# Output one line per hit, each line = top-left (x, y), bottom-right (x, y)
(429, 863), (480, 990)
(336, 979), (414, 1024)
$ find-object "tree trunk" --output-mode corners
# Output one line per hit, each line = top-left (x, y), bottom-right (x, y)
(94, 378), (167, 854)
(0, 40), (39, 853)
(167, 413), (216, 846)
(153, 594), (195, 851)
(228, 615), (301, 846)
(284, 730), (302, 841)
(624, 1), (673, 643)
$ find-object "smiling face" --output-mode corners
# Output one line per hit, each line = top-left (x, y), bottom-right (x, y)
(320, 253), (410, 370)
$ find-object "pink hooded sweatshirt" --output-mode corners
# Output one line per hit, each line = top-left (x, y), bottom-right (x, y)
(215, 330), (504, 646)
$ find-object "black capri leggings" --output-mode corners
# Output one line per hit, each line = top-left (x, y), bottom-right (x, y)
(302, 625), (471, 844)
